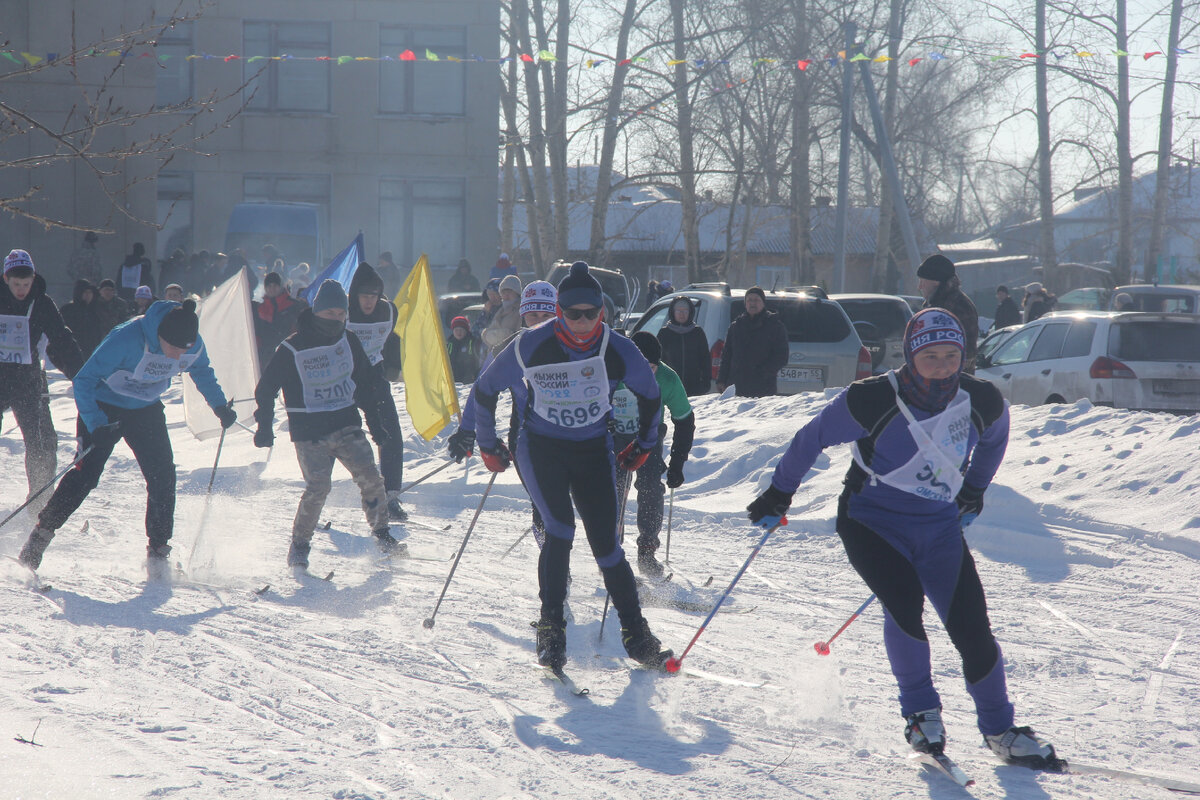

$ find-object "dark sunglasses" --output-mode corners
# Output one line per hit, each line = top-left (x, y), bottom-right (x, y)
(562, 307), (601, 321)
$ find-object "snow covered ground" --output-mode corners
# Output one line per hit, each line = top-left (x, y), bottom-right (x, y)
(2, 372), (1199, 799)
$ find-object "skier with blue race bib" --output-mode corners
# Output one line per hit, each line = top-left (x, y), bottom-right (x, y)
(746, 308), (1063, 771)
(18, 298), (236, 580)
(447, 262), (672, 671)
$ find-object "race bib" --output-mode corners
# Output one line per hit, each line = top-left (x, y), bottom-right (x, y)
(347, 315), (393, 367)
(284, 337), (357, 413)
(105, 344), (197, 401)
(611, 385), (639, 435)
(120, 264), (142, 289)
(0, 307), (33, 365)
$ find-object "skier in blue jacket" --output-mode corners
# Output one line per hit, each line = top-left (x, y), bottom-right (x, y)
(747, 308), (1063, 771)
(18, 299), (236, 580)
(447, 261), (671, 671)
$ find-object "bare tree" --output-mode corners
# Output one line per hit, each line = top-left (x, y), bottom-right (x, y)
(1147, 0), (1186, 274)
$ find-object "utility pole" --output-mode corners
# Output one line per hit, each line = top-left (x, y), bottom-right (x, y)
(833, 21), (856, 293)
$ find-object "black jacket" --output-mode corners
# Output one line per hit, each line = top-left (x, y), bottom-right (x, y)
(254, 308), (383, 442)
(924, 277), (979, 368)
(716, 309), (789, 397)
(0, 273), (83, 379)
(993, 296), (1021, 330)
(59, 279), (106, 359)
(656, 298), (711, 395)
(115, 254), (154, 301)
(348, 262), (403, 377)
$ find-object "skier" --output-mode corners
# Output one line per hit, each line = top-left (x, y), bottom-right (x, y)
(346, 262), (408, 522)
(612, 331), (695, 578)
(17, 297), (236, 579)
(746, 308), (1062, 771)
(0, 249), (84, 515)
(252, 279), (401, 571)
(446, 261), (671, 671)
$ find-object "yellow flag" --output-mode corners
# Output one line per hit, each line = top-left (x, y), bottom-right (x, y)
(392, 254), (460, 439)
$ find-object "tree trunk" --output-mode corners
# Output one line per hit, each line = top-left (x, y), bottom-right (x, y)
(588, 0), (638, 263)
(501, 114), (516, 259)
(1147, 0), (1183, 279)
(515, 0), (553, 275)
(550, 0), (570, 258)
(669, 0), (702, 283)
(872, 0), (903, 293)
(788, 0), (812, 284)
(500, 55), (543, 278)
(1035, 0), (1057, 275)
(1115, 0), (1133, 285)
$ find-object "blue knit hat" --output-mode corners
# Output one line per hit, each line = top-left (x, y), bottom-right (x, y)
(312, 279), (348, 314)
(556, 261), (603, 309)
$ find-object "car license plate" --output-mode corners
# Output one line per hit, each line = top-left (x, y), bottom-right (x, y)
(1152, 379), (1198, 396)
(780, 366), (824, 383)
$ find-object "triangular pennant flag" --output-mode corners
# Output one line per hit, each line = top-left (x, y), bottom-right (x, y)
(849, 53), (868, 61)
(336, 55), (353, 65)
(2, 52), (21, 64)
(425, 49), (439, 61)
(247, 55), (267, 62)
(618, 58), (631, 66)
(797, 59), (811, 70)
(873, 55), (892, 62)
(1019, 52), (1039, 59)
(21, 52), (43, 64)
(520, 53), (534, 62)
(668, 59), (686, 66)
(1176, 48), (1191, 55)
(908, 57), (922, 66)
(400, 49), (416, 61)
(1144, 51), (1162, 60)
(929, 52), (946, 60)
(1114, 49), (1130, 57)
(1076, 51), (1093, 57)
(223, 54), (240, 62)
(537, 49), (556, 61)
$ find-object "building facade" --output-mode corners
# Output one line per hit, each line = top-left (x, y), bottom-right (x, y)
(0, 0), (499, 298)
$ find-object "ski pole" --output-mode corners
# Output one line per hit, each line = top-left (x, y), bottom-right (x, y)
(663, 518), (786, 673)
(0, 446), (94, 532)
(598, 474), (635, 641)
(207, 412), (231, 495)
(398, 460), (455, 495)
(814, 594), (876, 655)
(664, 487), (675, 562)
(423, 472), (497, 630)
(501, 526), (533, 559)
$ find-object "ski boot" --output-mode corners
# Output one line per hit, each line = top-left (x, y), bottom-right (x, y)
(146, 543), (172, 583)
(287, 539), (311, 569)
(533, 614), (567, 671)
(636, 542), (666, 580)
(905, 707), (947, 755)
(374, 528), (407, 557)
(621, 617), (672, 667)
(386, 491), (408, 522)
(18, 526), (56, 571)
(984, 726), (1065, 770)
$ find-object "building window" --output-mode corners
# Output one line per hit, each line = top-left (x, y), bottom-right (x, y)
(243, 173), (331, 264)
(380, 178), (465, 268)
(379, 27), (466, 115)
(157, 172), (193, 261)
(244, 22), (331, 112)
(155, 22), (193, 107)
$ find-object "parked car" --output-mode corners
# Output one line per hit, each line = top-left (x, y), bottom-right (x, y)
(630, 285), (871, 394)
(545, 263), (636, 321)
(438, 292), (484, 332)
(899, 295), (925, 314)
(830, 293), (913, 374)
(1107, 284), (1200, 313)
(976, 324), (1022, 367)
(975, 311), (1200, 413)
(1056, 286), (1111, 312)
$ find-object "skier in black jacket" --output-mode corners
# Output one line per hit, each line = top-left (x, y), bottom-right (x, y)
(656, 295), (711, 395)
(253, 280), (399, 571)
(0, 250), (84, 513)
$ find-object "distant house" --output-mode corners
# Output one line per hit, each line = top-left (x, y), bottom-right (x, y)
(502, 169), (937, 296)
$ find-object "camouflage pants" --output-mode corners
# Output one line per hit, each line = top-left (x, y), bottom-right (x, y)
(292, 426), (387, 546)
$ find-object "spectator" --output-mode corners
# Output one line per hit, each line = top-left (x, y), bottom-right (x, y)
(60, 279), (105, 359)
(116, 242), (154, 302)
(448, 258), (480, 293)
(1023, 282), (1056, 323)
(489, 252), (517, 281)
(133, 285), (155, 316)
(205, 252), (229, 293)
(993, 285), (1022, 330)
(159, 248), (186, 294)
(1114, 292), (1135, 312)
(375, 251), (402, 299)
(481, 274), (523, 350)
(93, 278), (130, 336)
(289, 262), (312, 295)
(657, 295), (711, 395)
(254, 271), (306, 367)
(66, 231), (103, 284)
(163, 284), (185, 303)
(446, 316), (479, 383)
(472, 278), (502, 340)
(715, 286), (789, 397)
(917, 254), (979, 372)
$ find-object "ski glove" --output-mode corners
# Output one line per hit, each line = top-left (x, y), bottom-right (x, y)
(253, 425), (274, 449)
(666, 457), (685, 489)
(616, 441), (652, 472)
(89, 421), (123, 450)
(747, 484), (793, 529)
(447, 429), (475, 463)
(479, 441), (511, 473)
(213, 402), (237, 430)
(955, 483), (985, 528)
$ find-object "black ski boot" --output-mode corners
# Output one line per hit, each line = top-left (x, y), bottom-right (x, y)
(386, 492), (408, 522)
(146, 543), (172, 583)
(18, 526), (55, 571)
(533, 615), (567, 671)
(621, 617), (672, 667)
(374, 528), (407, 557)
(287, 539), (311, 569)
(636, 543), (666, 579)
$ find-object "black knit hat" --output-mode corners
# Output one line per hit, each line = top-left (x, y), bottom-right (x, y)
(631, 331), (662, 364)
(349, 261), (384, 297)
(917, 254), (956, 282)
(264, 271), (283, 287)
(745, 286), (767, 303)
(158, 299), (199, 348)
(556, 261), (603, 309)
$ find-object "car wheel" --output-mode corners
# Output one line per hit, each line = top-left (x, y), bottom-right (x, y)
(1045, 394), (1066, 405)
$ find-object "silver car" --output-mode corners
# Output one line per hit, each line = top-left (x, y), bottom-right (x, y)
(830, 293), (914, 375)
(631, 285), (872, 393)
(976, 311), (1200, 412)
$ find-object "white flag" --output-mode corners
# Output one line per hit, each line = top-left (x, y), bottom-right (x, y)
(183, 270), (260, 440)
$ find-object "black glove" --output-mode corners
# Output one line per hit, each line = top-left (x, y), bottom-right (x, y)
(746, 484), (794, 528)
(666, 457), (685, 489)
(447, 429), (476, 463)
(214, 402), (237, 430)
(955, 483), (985, 525)
(88, 421), (122, 450)
(479, 440), (511, 473)
(254, 425), (274, 449)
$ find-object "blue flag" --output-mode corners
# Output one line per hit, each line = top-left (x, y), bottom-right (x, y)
(301, 232), (364, 305)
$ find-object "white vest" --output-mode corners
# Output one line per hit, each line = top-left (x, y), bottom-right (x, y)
(283, 336), (357, 414)
(516, 328), (612, 430)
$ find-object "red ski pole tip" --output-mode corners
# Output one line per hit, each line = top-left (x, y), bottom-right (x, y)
(664, 656), (682, 673)
(814, 641), (830, 655)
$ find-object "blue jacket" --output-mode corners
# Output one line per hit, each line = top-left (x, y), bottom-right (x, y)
(462, 321), (661, 449)
(73, 300), (227, 432)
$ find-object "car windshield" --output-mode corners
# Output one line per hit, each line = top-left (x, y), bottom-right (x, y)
(1110, 320), (1200, 362)
(835, 299), (909, 338)
(732, 298), (851, 343)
